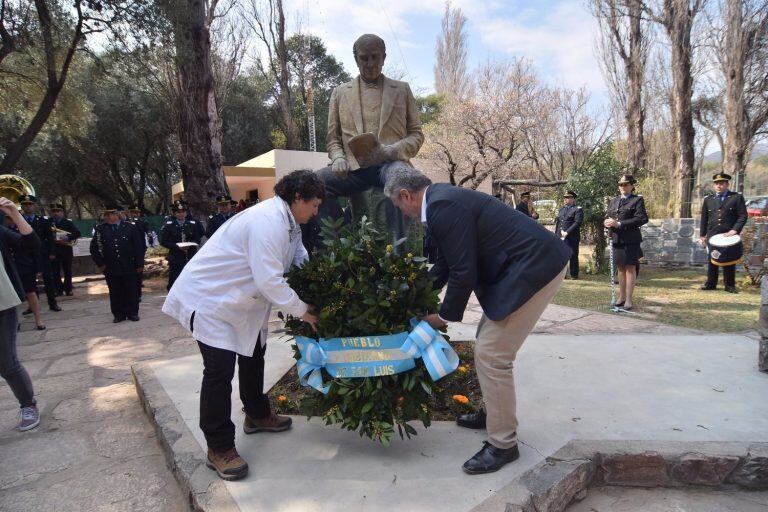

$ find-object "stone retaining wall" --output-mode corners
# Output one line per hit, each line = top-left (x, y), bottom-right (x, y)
(641, 217), (768, 267)
(472, 440), (768, 512)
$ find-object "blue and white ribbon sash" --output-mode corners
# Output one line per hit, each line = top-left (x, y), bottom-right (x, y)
(294, 318), (459, 394)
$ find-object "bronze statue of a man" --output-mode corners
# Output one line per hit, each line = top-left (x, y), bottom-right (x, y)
(304, 34), (423, 253)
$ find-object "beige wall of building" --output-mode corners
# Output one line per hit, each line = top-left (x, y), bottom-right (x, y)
(171, 149), (491, 205)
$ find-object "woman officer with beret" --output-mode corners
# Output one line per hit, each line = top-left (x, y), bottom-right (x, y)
(604, 175), (648, 311)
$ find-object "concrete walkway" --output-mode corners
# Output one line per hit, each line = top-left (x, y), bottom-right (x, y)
(142, 330), (767, 512)
(0, 283), (747, 511)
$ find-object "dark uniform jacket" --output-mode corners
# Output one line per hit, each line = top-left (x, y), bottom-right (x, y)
(554, 204), (584, 242)
(605, 194), (649, 245)
(128, 216), (151, 248)
(90, 221), (145, 276)
(51, 217), (81, 254)
(161, 218), (202, 264)
(426, 184), (570, 322)
(24, 214), (54, 260)
(0, 225), (41, 303)
(700, 191), (748, 238)
(515, 200), (534, 217)
(206, 211), (235, 238)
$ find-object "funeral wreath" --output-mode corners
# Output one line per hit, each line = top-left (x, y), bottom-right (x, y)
(282, 217), (444, 445)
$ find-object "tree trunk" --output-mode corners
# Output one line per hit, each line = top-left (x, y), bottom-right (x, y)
(723, 0), (748, 192)
(592, 221), (607, 273)
(168, 0), (227, 220)
(274, 0), (298, 149)
(0, 0), (82, 173)
(666, 0), (697, 218)
(625, 0), (646, 170)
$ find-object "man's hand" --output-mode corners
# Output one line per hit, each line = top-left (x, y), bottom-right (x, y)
(332, 157), (350, 179)
(0, 197), (18, 216)
(724, 229), (738, 237)
(560, 230), (568, 238)
(421, 313), (446, 329)
(604, 218), (618, 228)
(699, 236), (707, 245)
(301, 310), (318, 332)
(532, 212), (540, 220)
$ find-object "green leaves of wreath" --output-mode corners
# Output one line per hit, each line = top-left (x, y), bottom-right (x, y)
(283, 217), (441, 445)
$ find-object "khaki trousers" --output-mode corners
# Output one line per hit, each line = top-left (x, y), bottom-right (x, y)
(475, 266), (567, 449)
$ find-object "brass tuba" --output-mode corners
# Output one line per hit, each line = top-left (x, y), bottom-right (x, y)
(0, 174), (36, 206)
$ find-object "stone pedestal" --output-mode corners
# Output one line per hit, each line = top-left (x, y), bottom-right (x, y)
(350, 188), (424, 255)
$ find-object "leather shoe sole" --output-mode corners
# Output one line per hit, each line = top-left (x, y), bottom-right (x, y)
(128, 315), (140, 321)
(244, 416), (292, 434)
(463, 443), (520, 475)
(206, 459), (249, 481)
(457, 411), (486, 430)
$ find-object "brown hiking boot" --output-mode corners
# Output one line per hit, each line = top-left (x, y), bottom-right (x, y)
(243, 412), (292, 434)
(206, 447), (248, 481)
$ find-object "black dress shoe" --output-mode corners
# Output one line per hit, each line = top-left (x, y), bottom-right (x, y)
(725, 286), (738, 294)
(127, 315), (140, 322)
(49, 303), (62, 312)
(700, 285), (716, 291)
(22, 308), (32, 316)
(457, 410), (486, 429)
(64, 291), (73, 296)
(463, 442), (520, 474)
(113, 316), (125, 323)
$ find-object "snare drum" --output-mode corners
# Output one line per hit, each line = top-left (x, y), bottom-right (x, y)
(707, 233), (743, 267)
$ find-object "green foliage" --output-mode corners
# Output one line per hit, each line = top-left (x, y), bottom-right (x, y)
(283, 217), (440, 445)
(568, 141), (632, 272)
(416, 93), (446, 126)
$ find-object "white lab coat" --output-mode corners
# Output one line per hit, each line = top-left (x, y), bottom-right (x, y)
(162, 197), (309, 356)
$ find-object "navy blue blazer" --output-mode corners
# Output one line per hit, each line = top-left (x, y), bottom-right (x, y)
(425, 184), (570, 322)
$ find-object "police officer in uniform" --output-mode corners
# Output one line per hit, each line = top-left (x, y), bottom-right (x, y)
(161, 201), (202, 290)
(90, 204), (145, 322)
(515, 191), (539, 219)
(554, 191), (584, 279)
(604, 175), (648, 310)
(206, 195), (235, 239)
(699, 173), (747, 293)
(18, 195), (60, 311)
(127, 205), (150, 301)
(49, 203), (81, 296)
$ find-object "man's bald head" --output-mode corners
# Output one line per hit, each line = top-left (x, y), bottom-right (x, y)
(353, 34), (386, 57)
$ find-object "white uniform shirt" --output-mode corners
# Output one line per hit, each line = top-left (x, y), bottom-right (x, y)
(162, 197), (309, 356)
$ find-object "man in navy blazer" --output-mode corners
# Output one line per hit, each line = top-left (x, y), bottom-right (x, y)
(384, 162), (570, 474)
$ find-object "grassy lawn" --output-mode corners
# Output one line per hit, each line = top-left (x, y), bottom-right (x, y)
(552, 254), (760, 333)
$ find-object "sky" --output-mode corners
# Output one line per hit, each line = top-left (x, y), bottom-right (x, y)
(286, 0), (608, 102)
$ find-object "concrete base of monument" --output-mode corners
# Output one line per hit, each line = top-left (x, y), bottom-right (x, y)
(132, 332), (768, 512)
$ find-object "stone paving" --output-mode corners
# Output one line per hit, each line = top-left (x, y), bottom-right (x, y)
(0, 279), (708, 511)
(0, 278), (192, 512)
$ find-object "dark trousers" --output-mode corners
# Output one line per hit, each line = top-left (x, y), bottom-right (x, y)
(0, 307), (35, 408)
(52, 247), (74, 293)
(105, 273), (139, 319)
(136, 271), (144, 299)
(198, 337), (270, 452)
(565, 238), (579, 278)
(310, 163), (408, 249)
(167, 261), (185, 291)
(41, 259), (57, 306)
(706, 262), (736, 288)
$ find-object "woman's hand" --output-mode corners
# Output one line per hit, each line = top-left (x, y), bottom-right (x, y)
(301, 310), (318, 332)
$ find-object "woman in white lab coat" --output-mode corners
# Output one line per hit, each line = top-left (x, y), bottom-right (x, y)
(162, 170), (322, 481)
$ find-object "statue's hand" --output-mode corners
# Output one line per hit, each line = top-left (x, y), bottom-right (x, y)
(379, 144), (400, 162)
(332, 157), (350, 179)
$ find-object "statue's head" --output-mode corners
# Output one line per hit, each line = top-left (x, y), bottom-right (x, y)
(353, 34), (386, 82)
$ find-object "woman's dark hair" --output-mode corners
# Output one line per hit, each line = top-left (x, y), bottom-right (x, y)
(274, 169), (326, 203)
